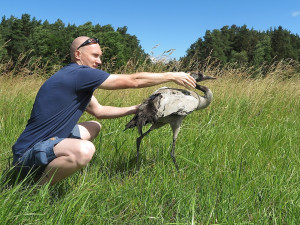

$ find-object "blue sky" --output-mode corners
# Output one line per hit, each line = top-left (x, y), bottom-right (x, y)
(1, 0), (299, 59)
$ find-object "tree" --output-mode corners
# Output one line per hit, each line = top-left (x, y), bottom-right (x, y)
(253, 35), (272, 65)
(97, 31), (126, 70)
(76, 22), (94, 37)
(230, 50), (248, 64)
(0, 33), (8, 59)
(271, 26), (297, 60)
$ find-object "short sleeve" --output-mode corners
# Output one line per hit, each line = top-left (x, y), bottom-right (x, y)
(75, 66), (110, 92)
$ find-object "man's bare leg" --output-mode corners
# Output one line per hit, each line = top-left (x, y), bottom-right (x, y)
(78, 121), (102, 140)
(39, 120), (102, 185)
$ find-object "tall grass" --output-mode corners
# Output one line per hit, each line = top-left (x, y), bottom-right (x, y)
(0, 58), (299, 224)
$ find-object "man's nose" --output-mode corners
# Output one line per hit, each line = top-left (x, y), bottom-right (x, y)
(96, 58), (102, 65)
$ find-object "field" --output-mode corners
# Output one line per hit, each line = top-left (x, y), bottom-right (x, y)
(0, 65), (299, 224)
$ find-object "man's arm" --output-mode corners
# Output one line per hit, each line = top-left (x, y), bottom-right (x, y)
(86, 96), (139, 119)
(99, 72), (196, 90)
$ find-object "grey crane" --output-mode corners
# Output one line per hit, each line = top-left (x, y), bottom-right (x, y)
(125, 72), (216, 170)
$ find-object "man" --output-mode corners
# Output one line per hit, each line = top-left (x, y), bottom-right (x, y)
(12, 36), (196, 185)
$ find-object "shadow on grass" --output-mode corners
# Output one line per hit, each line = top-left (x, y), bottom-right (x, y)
(96, 153), (149, 178)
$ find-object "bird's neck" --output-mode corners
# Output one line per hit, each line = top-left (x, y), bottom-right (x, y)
(195, 84), (213, 109)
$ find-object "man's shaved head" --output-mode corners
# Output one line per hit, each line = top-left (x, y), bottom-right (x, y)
(69, 36), (102, 68)
(70, 36), (90, 62)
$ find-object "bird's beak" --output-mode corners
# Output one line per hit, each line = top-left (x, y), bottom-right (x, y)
(195, 74), (216, 82)
(189, 71), (217, 82)
(201, 74), (216, 81)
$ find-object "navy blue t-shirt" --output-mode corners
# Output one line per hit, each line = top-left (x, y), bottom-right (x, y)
(12, 63), (110, 158)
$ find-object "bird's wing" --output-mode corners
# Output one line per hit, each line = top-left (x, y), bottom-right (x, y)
(154, 88), (199, 117)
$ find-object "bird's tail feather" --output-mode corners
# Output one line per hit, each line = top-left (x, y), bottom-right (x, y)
(124, 93), (161, 133)
(124, 115), (138, 130)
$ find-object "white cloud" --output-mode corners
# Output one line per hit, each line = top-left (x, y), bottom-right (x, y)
(292, 11), (300, 17)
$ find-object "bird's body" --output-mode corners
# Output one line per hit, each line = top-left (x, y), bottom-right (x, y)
(153, 88), (200, 117)
(125, 72), (215, 170)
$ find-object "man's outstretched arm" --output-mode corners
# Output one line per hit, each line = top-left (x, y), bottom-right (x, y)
(99, 72), (196, 90)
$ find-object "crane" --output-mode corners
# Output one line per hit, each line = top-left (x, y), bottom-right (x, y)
(125, 72), (216, 170)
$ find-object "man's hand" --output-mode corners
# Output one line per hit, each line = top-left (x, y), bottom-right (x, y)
(169, 72), (196, 89)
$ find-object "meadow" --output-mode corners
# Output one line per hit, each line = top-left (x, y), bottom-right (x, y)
(0, 61), (299, 224)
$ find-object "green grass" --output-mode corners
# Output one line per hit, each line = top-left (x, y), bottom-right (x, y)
(0, 72), (299, 224)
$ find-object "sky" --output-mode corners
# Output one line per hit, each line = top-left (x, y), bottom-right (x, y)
(1, 0), (299, 60)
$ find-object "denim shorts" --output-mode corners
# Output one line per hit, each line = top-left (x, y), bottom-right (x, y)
(13, 125), (81, 179)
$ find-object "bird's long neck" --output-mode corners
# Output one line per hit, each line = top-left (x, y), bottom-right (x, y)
(195, 84), (213, 109)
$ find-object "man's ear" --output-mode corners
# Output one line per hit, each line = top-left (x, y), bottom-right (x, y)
(74, 50), (81, 60)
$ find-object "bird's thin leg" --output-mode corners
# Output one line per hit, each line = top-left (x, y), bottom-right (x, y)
(136, 127), (153, 166)
(171, 137), (179, 171)
(170, 117), (184, 171)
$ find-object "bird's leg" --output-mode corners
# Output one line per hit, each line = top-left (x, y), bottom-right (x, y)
(136, 136), (143, 165)
(171, 137), (179, 171)
(170, 117), (184, 171)
(136, 127), (153, 167)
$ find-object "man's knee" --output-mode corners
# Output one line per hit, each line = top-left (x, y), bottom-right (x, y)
(74, 140), (95, 167)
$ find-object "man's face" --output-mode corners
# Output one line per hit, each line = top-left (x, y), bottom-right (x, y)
(77, 44), (102, 69)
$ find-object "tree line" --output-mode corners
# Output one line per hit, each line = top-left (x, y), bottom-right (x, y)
(0, 14), (147, 73)
(181, 25), (300, 68)
(0, 14), (299, 75)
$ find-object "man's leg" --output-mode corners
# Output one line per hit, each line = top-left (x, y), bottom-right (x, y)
(78, 121), (102, 140)
(39, 120), (102, 185)
(39, 139), (95, 185)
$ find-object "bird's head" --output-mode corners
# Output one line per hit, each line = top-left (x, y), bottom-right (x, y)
(190, 71), (216, 82)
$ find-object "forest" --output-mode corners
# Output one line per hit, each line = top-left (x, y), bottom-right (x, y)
(183, 24), (300, 66)
(0, 14), (299, 75)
